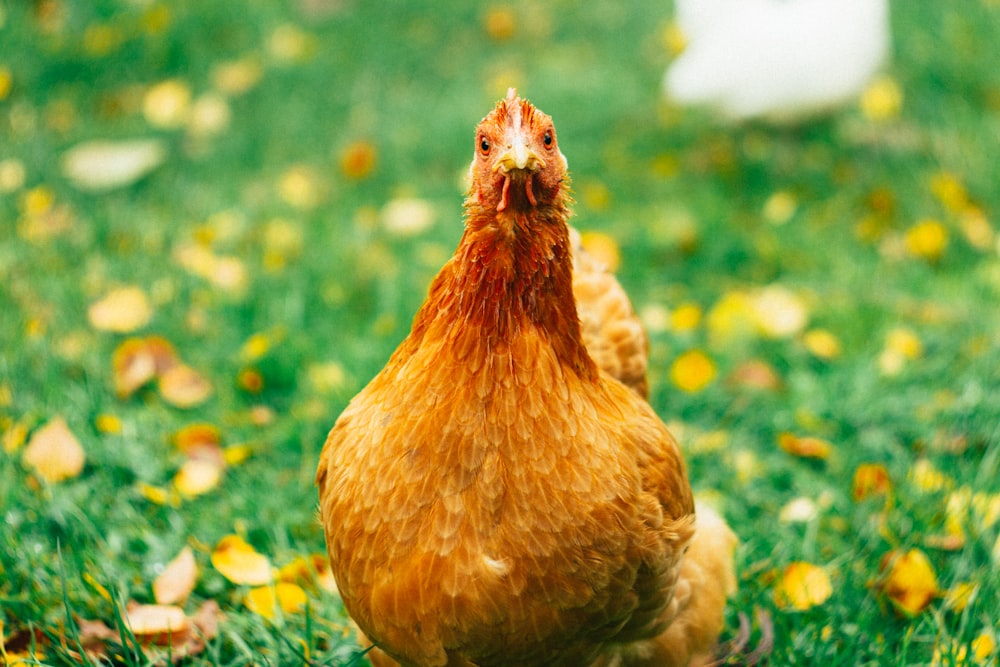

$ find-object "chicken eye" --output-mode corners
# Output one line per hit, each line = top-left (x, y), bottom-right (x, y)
(543, 131), (553, 147)
(479, 137), (490, 153)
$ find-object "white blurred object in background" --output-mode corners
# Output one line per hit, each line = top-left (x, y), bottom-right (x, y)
(663, 0), (890, 123)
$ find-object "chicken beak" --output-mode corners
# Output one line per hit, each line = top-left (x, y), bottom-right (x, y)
(492, 135), (546, 174)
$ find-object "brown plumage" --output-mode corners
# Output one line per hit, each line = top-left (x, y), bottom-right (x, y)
(316, 89), (736, 667)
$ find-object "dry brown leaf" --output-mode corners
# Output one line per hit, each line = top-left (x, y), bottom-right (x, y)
(173, 423), (225, 465)
(22, 417), (85, 483)
(727, 359), (782, 391)
(153, 546), (198, 605)
(88, 286), (153, 333)
(112, 336), (180, 398)
(211, 535), (273, 585)
(853, 463), (892, 501)
(778, 432), (833, 460)
(774, 562), (833, 611)
(159, 364), (212, 408)
(880, 548), (939, 616)
(125, 604), (189, 643)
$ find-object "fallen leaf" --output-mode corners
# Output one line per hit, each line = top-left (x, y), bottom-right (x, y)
(853, 463), (892, 501)
(670, 349), (716, 393)
(669, 302), (702, 333)
(382, 197), (435, 237)
(778, 433), (832, 460)
(173, 423), (224, 466)
(112, 336), (179, 398)
(774, 562), (833, 611)
(727, 359), (781, 391)
(211, 535), (273, 585)
(22, 417), (85, 483)
(904, 219), (949, 262)
(88, 286), (153, 333)
(750, 285), (809, 339)
(278, 554), (337, 592)
(143, 79), (192, 128)
(174, 458), (224, 498)
(880, 548), (939, 616)
(153, 546), (198, 605)
(125, 604), (189, 643)
(779, 497), (819, 524)
(159, 364), (212, 408)
(61, 139), (166, 191)
(802, 329), (842, 360)
(340, 140), (377, 180)
(245, 582), (307, 620)
(860, 75), (903, 121)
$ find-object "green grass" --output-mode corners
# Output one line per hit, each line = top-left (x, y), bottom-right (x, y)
(2, 1), (999, 665)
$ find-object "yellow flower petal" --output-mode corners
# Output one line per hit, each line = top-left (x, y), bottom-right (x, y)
(579, 231), (620, 272)
(340, 140), (377, 180)
(670, 302), (702, 333)
(774, 562), (833, 611)
(669, 350), (717, 393)
(22, 417), (86, 483)
(211, 535), (273, 585)
(750, 285), (809, 339)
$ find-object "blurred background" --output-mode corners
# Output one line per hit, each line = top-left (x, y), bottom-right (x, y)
(2, 0), (999, 664)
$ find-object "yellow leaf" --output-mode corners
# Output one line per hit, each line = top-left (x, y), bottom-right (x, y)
(22, 417), (85, 483)
(211, 57), (263, 96)
(727, 359), (781, 392)
(778, 433), (832, 460)
(382, 197), (435, 237)
(763, 191), (797, 225)
(943, 582), (978, 613)
(83, 572), (113, 603)
(340, 140), (377, 180)
(143, 79), (192, 129)
(670, 302), (702, 333)
(750, 285), (809, 339)
(245, 582), (307, 620)
(880, 548), (938, 616)
(125, 603), (189, 642)
(88, 286), (153, 333)
(803, 329), (842, 360)
(860, 75), (903, 121)
(853, 463), (892, 501)
(774, 562), (833, 611)
(154, 546), (198, 605)
(159, 364), (212, 408)
(94, 414), (122, 434)
(173, 459), (223, 498)
(905, 219), (949, 262)
(173, 423), (224, 466)
(669, 349), (717, 393)
(277, 554), (337, 593)
(223, 444), (253, 466)
(112, 336), (179, 398)
(706, 290), (758, 342)
(211, 535), (273, 585)
(910, 458), (952, 493)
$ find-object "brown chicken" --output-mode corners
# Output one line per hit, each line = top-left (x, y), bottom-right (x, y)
(316, 89), (736, 667)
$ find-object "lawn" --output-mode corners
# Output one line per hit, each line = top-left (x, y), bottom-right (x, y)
(2, 1), (999, 665)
